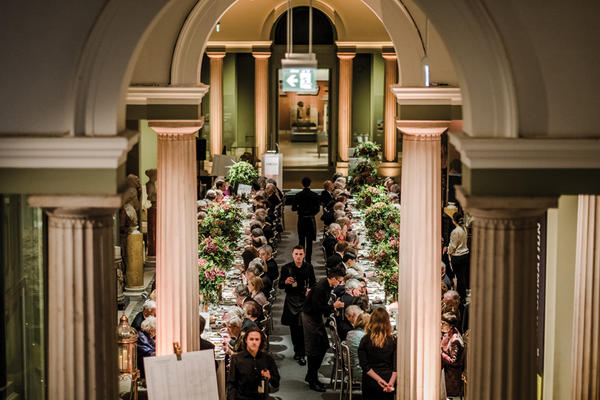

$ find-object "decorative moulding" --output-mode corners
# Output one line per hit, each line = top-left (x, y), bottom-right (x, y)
(449, 131), (600, 169)
(207, 41), (272, 52)
(0, 130), (139, 169)
(28, 193), (126, 209)
(335, 41), (394, 50)
(455, 186), (558, 211)
(127, 85), (209, 105)
(391, 86), (462, 105)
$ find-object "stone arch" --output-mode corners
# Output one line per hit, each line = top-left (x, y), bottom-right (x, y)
(76, 0), (519, 139)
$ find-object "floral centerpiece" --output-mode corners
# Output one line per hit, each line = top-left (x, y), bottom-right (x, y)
(364, 202), (401, 242)
(198, 236), (234, 269)
(354, 185), (390, 209)
(370, 239), (400, 301)
(198, 258), (226, 304)
(226, 161), (258, 186)
(198, 200), (243, 244)
(353, 141), (381, 161)
(348, 159), (380, 191)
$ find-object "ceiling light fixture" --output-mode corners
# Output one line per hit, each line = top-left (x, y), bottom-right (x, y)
(216, 22), (221, 32)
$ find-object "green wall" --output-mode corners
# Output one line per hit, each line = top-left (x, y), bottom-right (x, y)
(235, 54), (255, 149)
(352, 54), (372, 145)
(370, 54), (384, 148)
(139, 119), (157, 192)
(223, 53), (237, 151)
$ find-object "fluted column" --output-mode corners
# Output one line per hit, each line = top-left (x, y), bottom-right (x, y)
(207, 51), (226, 158)
(382, 52), (398, 162)
(456, 187), (557, 399)
(28, 196), (120, 400)
(571, 195), (600, 399)
(253, 51), (271, 167)
(336, 52), (355, 174)
(149, 120), (203, 355)
(397, 127), (444, 399)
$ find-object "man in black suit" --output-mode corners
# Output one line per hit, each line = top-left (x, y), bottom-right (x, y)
(292, 177), (321, 263)
(320, 180), (334, 209)
(260, 245), (279, 282)
(279, 245), (316, 365)
(326, 241), (348, 272)
(301, 266), (346, 392)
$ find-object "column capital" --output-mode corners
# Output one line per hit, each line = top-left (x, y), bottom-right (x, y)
(252, 51), (271, 59)
(382, 52), (397, 60)
(337, 52), (356, 60)
(456, 185), (557, 216)
(148, 119), (204, 136)
(28, 194), (124, 210)
(206, 50), (226, 59)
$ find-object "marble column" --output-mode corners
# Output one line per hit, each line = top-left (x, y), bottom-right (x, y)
(456, 187), (557, 399)
(253, 51), (271, 170)
(381, 52), (400, 177)
(148, 120), (203, 355)
(571, 195), (600, 399)
(397, 127), (444, 399)
(207, 51), (226, 158)
(28, 196), (121, 400)
(336, 52), (355, 175)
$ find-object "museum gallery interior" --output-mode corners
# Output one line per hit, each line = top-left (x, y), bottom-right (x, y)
(1, 0), (600, 399)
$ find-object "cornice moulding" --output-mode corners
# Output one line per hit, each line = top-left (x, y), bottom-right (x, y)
(335, 41), (394, 50)
(449, 131), (600, 169)
(391, 86), (462, 105)
(126, 85), (209, 105)
(207, 41), (273, 52)
(0, 131), (138, 169)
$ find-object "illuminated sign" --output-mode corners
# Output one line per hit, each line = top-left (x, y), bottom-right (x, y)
(282, 67), (317, 93)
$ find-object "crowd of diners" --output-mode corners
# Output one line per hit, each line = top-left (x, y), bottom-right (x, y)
(129, 171), (471, 399)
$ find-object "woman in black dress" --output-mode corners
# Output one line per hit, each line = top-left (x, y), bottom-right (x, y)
(226, 326), (280, 400)
(358, 307), (397, 399)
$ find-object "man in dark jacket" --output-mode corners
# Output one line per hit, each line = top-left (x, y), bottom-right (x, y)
(301, 266), (345, 391)
(279, 245), (316, 366)
(292, 177), (321, 263)
(320, 180), (334, 208)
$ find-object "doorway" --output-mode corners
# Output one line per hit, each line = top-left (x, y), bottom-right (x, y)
(277, 68), (330, 168)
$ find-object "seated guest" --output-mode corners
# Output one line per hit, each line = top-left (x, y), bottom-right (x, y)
(205, 189), (217, 202)
(251, 227), (264, 238)
(259, 245), (279, 282)
(266, 178), (284, 198)
(323, 223), (342, 258)
(442, 290), (463, 326)
(336, 281), (362, 340)
(441, 312), (465, 399)
(345, 311), (370, 380)
(199, 314), (216, 350)
(441, 261), (454, 290)
(131, 299), (156, 332)
(224, 316), (243, 354)
(345, 231), (359, 249)
(242, 246), (260, 270)
(249, 276), (268, 307)
(251, 237), (263, 250)
(248, 258), (273, 296)
(336, 216), (351, 239)
(265, 183), (281, 212)
(326, 240), (348, 271)
(235, 284), (264, 320)
(227, 326), (280, 400)
(357, 278), (370, 311)
(242, 302), (260, 332)
(358, 308), (397, 398)
(321, 180), (334, 208)
(137, 316), (156, 379)
(342, 251), (360, 277)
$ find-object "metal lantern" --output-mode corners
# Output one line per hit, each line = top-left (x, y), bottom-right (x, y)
(117, 315), (138, 374)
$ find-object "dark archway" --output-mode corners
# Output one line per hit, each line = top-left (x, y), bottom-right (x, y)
(272, 6), (336, 45)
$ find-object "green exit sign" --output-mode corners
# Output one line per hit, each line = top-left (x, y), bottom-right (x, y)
(282, 67), (317, 93)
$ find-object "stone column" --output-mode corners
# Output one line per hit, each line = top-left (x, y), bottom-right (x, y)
(253, 51), (271, 170)
(148, 120), (203, 355)
(28, 195), (121, 400)
(381, 52), (400, 177)
(571, 195), (600, 399)
(207, 51), (226, 158)
(456, 187), (557, 399)
(397, 127), (444, 399)
(336, 52), (355, 175)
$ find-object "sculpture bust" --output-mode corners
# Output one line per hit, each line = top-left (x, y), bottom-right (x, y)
(145, 169), (157, 203)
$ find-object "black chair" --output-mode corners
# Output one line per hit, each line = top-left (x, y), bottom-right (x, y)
(325, 316), (343, 390)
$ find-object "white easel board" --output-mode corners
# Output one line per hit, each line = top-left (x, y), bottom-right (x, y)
(145, 350), (218, 400)
(211, 154), (236, 177)
(262, 152), (283, 189)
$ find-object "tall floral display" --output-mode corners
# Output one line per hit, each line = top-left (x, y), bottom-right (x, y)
(198, 200), (242, 244)
(198, 237), (233, 304)
(226, 161), (258, 194)
(348, 141), (382, 190)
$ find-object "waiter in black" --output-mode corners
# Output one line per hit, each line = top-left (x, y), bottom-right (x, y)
(301, 266), (345, 392)
(279, 245), (316, 366)
(292, 177), (321, 263)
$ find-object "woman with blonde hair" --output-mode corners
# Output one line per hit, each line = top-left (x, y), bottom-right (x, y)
(358, 307), (397, 399)
(248, 276), (268, 307)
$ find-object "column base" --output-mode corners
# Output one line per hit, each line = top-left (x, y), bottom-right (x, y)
(144, 255), (156, 268)
(336, 161), (349, 176)
(378, 161), (401, 178)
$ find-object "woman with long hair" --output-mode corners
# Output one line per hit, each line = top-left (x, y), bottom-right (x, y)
(226, 326), (280, 400)
(448, 211), (470, 305)
(441, 312), (464, 399)
(248, 276), (268, 307)
(358, 308), (397, 399)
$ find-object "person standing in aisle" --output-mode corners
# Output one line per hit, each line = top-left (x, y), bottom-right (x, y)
(279, 245), (316, 366)
(301, 266), (346, 392)
(448, 212), (470, 305)
(292, 177), (321, 264)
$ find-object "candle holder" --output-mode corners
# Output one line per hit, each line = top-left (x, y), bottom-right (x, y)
(117, 315), (139, 400)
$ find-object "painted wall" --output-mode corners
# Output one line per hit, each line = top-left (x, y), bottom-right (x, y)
(370, 54), (384, 147)
(352, 54), (372, 145)
(543, 195), (577, 400)
(223, 53), (237, 150)
(139, 120), (158, 204)
(235, 54), (255, 149)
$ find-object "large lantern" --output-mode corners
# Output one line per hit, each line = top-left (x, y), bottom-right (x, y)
(117, 315), (138, 374)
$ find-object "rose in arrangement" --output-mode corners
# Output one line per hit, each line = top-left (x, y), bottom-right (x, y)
(198, 200), (243, 244)
(198, 257), (226, 304)
(198, 236), (234, 271)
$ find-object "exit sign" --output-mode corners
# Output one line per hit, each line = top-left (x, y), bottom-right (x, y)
(282, 67), (317, 93)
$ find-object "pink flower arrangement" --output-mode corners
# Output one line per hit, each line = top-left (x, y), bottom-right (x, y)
(374, 229), (386, 241)
(204, 267), (226, 281)
(198, 258), (208, 267)
(389, 239), (399, 250)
